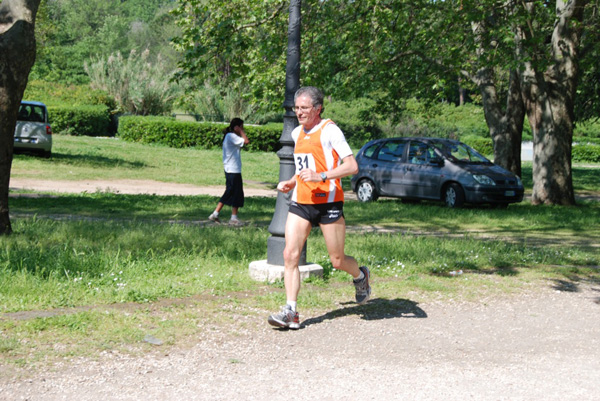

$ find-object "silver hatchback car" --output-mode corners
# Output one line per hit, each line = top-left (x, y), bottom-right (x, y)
(351, 137), (524, 208)
(14, 101), (52, 158)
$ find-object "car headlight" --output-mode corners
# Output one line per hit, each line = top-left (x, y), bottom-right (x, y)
(472, 174), (496, 185)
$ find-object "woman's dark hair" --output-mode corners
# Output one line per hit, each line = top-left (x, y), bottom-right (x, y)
(224, 118), (244, 135)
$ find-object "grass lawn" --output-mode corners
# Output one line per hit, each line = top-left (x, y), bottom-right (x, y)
(11, 135), (280, 186)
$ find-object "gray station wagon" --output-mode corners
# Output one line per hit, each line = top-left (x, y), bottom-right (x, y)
(351, 137), (524, 208)
(14, 101), (52, 158)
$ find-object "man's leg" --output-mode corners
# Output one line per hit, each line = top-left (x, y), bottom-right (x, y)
(321, 217), (371, 304)
(319, 217), (360, 278)
(283, 213), (312, 302)
(268, 213), (311, 329)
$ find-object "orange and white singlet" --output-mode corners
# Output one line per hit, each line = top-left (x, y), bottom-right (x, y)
(291, 119), (353, 204)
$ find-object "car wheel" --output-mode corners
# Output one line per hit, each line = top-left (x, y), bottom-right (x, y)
(443, 183), (465, 208)
(41, 150), (51, 159)
(356, 179), (379, 202)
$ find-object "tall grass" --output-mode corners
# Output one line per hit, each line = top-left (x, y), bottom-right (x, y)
(85, 50), (181, 115)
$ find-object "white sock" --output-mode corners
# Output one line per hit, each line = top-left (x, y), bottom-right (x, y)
(212, 211), (219, 217)
(230, 215), (239, 220)
(287, 301), (297, 311)
(353, 270), (365, 282)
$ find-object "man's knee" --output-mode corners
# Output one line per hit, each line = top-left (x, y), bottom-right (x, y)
(283, 246), (302, 265)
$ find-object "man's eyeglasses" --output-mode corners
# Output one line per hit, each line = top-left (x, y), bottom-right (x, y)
(293, 105), (313, 113)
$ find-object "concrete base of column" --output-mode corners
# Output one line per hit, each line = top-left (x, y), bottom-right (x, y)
(248, 260), (323, 283)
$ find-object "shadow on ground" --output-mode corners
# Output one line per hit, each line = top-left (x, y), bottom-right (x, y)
(300, 298), (427, 329)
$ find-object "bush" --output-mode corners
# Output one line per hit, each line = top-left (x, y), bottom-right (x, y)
(572, 143), (600, 163)
(392, 100), (489, 139)
(118, 116), (282, 152)
(49, 105), (111, 136)
(85, 50), (180, 116)
(324, 98), (383, 148)
(24, 80), (116, 110)
(574, 120), (600, 139)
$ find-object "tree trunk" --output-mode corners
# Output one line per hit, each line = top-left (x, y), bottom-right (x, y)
(472, 67), (524, 178)
(524, 85), (576, 205)
(0, 0), (41, 234)
(469, 19), (523, 178)
(518, 0), (585, 205)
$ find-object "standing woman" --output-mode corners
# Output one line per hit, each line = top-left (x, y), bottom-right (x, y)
(208, 118), (249, 225)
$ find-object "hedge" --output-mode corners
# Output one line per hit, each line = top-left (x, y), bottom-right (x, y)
(116, 115), (600, 163)
(572, 144), (600, 163)
(49, 105), (111, 136)
(118, 116), (283, 152)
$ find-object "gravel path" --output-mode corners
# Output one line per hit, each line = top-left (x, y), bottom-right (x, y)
(1, 284), (599, 401)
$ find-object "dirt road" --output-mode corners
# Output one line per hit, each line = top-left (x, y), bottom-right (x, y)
(9, 178), (278, 198)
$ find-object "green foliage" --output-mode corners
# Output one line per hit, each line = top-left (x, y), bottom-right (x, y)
(572, 144), (600, 163)
(324, 98), (383, 148)
(574, 120), (600, 140)
(118, 116), (282, 151)
(376, 100), (492, 140)
(85, 50), (181, 115)
(49, 105), (111, 136)
(171, 0), (288, 112)
(31, 0), (180, 85)
(24, 80), (115, 109)
(176, 81), (263, 123)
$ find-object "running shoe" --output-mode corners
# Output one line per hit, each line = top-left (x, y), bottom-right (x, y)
(208, 212), (220, 223)
(354, 266), (371, 304)
(229, 218), (243, 226)
(268, 305), (300, 329)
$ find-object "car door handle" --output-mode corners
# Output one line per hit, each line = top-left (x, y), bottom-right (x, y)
(372, 164), (378, 168)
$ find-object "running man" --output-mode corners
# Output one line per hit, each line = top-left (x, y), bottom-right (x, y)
(268, 86), (371, 329)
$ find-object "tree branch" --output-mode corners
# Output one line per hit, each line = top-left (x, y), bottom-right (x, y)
(236, 1), (286, 31)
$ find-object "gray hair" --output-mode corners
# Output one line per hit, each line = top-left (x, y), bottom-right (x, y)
(294, 86), (324, 113)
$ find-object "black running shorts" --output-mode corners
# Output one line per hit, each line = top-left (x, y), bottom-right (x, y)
(288, 201), (344, 227)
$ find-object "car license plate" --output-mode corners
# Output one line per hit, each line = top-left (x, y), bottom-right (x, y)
(505, 190), (515, 196)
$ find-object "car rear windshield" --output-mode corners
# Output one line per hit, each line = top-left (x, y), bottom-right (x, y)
(18, 104), (46, 123)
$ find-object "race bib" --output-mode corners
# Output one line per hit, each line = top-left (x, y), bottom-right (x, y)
(294, 153), (316, 174)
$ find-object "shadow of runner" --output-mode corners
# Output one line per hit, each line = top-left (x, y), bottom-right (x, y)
(300, 298), (427, 329)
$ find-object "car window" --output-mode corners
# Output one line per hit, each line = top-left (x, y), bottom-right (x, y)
(408, 142), (431, 165)
(362, 143), (379, 159)
(18, 104), (46, 123)
(432, 141), (490, 163)
(376, 140), (406, 162)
